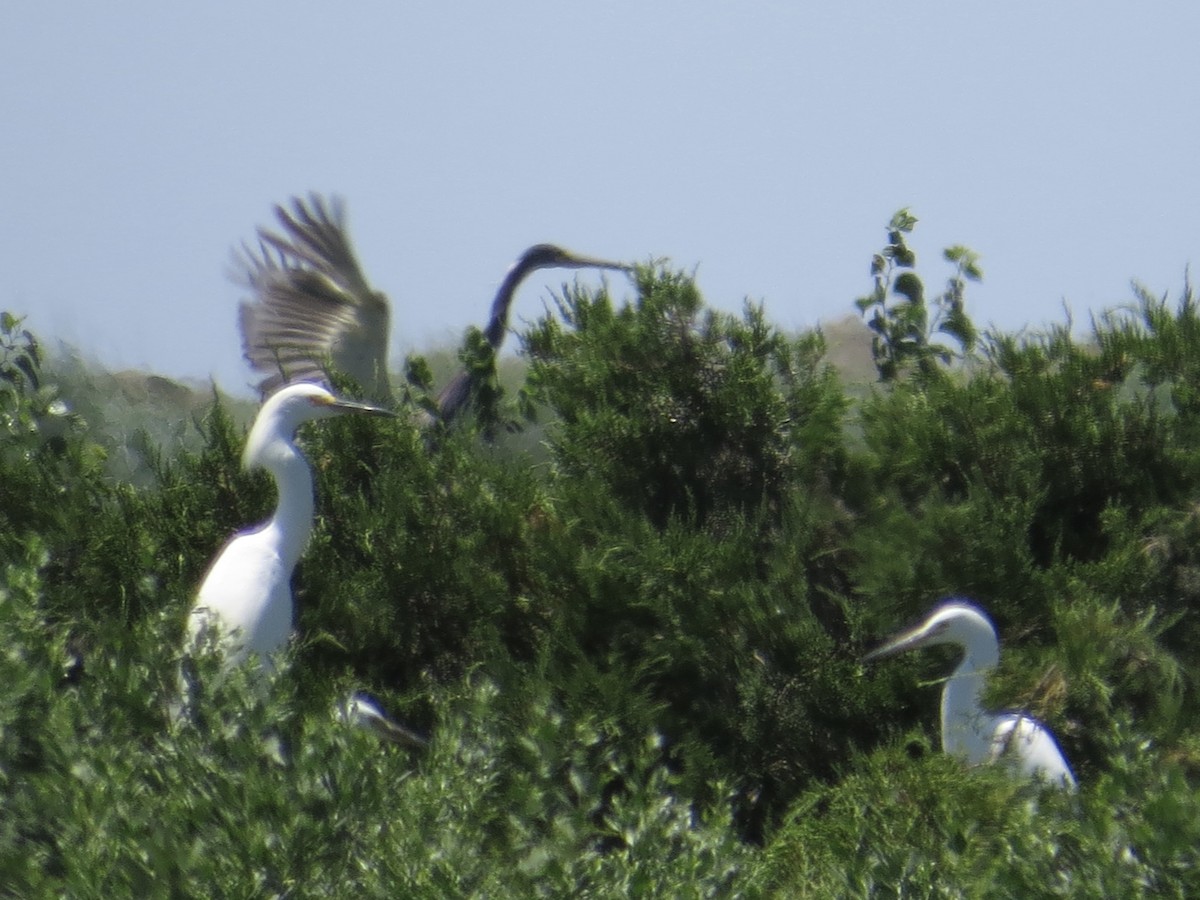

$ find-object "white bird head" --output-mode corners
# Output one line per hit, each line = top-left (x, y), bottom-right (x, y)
(862, 599), (1000, 669)
(337, 691), (429, 748)
(861, 598), (1076, 788)
(243, 382), (394, 471)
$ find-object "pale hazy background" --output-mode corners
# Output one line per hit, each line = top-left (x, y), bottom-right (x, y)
(4, 3), (1198, 396)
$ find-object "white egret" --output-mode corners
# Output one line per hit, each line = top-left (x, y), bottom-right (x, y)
(180, 382), (393, 691)
(235, 194), (633, 422)
(863, 599), (1076, 789)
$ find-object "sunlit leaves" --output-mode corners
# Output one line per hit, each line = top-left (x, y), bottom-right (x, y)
(857, 209), (980, 381)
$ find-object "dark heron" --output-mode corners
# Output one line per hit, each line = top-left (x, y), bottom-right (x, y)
(234, 194), (632, 422)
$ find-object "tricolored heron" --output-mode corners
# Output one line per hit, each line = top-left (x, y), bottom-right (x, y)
(234, 194), (632, 422)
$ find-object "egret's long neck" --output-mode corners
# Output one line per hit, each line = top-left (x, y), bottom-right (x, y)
(941, 642), (999, 758)
(263, 443), (315, 571)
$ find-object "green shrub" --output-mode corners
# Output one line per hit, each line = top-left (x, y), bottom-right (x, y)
(3, 237), (1200, 893)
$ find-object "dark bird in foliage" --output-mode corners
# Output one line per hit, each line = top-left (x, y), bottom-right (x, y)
(863, 599), (1076, 789)
(234, 194), (632, 423)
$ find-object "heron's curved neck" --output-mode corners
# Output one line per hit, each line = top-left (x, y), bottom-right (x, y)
(485, 260), (539, 348)
(941, 643), (1000, 755)
(262, 445), (315, 570)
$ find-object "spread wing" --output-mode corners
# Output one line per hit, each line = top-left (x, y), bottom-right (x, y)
(234, 194), (392, 402)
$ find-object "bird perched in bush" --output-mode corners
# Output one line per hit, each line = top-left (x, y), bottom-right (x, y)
(863, 599), (1076, 788)
(177, 382), (393, 711)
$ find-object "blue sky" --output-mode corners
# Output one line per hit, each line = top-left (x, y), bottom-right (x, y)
(4, 3), (1198, 396)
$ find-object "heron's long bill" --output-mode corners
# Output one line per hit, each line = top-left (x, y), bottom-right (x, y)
(364, 714), (430, 749)
(861, 622), (939, 663)
(564, 253), (635, 274)
(326, 397), (396, 417)
(341, 695), (429, 749)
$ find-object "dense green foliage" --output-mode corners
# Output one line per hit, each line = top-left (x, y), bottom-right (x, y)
(4, 219), (1200, 895)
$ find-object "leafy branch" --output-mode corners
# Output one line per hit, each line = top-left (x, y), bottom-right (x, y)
(855, 209), (981, 381)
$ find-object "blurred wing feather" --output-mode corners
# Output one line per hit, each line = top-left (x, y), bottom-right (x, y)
(233, 194), (391, 400)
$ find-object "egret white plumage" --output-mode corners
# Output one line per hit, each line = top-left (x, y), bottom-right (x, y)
(235, 194), (633, 422)
(863, 599), (1076, 789)
(180, 383), (393, 691)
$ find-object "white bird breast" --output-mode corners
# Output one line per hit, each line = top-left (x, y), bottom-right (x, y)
(188, 528), (294, 670)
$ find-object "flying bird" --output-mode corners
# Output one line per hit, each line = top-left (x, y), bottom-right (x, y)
(180, 383), (393, 698)
(862, 599), (1076, 789)
(235, 194), (632, 421)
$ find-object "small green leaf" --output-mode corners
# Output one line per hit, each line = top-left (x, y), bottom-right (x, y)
(893, 273), (924, 306)
(404, 354), (433, 390)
